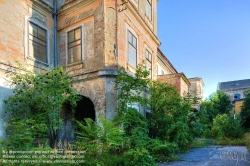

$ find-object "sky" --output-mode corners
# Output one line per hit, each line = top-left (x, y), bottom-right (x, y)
(157, 0), (250, 100)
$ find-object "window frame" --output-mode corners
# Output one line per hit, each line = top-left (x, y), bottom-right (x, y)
(145, 0), (152, 20)
(127, 29), (138, 68)
(25, 17), (50, 68)
(145, 48), (152, 79)
(66, 25), (85, 66)
(28, 21), (48, 63)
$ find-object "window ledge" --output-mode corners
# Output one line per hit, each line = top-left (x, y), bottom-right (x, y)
(66, 61), (84, 67)
(127, 63), (137, 74)
(26, 56), (49, 70)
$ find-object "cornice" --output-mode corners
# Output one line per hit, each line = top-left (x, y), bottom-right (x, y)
(28, 0), (53, 14)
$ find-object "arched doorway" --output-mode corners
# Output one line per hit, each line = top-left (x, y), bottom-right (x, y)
(74, 96), (95, 122)
(57, 95), (95, 145)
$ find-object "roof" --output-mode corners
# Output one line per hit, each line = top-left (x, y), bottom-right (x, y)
(218, 79), (250, 91)
(157, 48), (178, 74)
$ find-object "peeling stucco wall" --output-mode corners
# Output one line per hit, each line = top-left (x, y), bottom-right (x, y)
(0, 0), (55, 139)
(0, 71), (12, 140)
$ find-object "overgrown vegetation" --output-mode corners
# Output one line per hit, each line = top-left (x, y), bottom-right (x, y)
(1, 64), (202, 165)
(197, 90), (250, 149)
(197, 91), (234, 138)
(5, 64), (250, 165)
(3, 66), (80, 150)
(240, 89), (250, 129)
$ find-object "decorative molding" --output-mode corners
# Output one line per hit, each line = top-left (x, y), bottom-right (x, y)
(29, 7), (46, 25)
(28, 0), (53, 14)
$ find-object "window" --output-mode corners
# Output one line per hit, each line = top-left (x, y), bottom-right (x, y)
(161, 70), (164, 75)
(67, 27), (82, 64)
(127, 103), (140, 112)
(234, 94), (241, 100)
(28, 21), (47, 63)
(128, 30), (137, 67)
(145, 0), (152, 20)
(145, 49), (152, 78)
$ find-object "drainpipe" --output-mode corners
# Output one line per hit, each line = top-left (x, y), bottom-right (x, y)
(53, 0), (58, 67)
(115, 0), (120, 115)
(53, 0), (58, 148)
(115, 0), (118, 62)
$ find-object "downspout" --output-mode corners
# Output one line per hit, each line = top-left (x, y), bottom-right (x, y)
(53, 0), (58, 67)
(115, 0), (118, 64)
(116, 0), (119, 114)
(53, 0), (58, 148)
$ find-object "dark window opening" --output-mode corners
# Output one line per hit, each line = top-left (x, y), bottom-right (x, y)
(234, 94), (241, 101)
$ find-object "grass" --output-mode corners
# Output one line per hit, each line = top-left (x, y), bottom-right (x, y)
(214, 132), (250, 152)
(188, 138), (215, 148)
(243, 132), (250, 151)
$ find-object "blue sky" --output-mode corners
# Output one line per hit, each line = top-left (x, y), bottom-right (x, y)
(157, 0), (250, 100)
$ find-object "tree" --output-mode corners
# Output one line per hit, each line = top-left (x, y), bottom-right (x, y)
(198, 91), (233, 137)
(3, 66), (80, 149)
(210, 91), (233, 114)
(240, 89), (250, 129)
(115, 64), (194, 153)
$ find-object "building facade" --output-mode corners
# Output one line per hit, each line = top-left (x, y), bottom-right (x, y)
(0, 0), (205, 141)
(188, 77), (205, 101)
(217, 79), (250, 114)
(0, 0), (161, 140)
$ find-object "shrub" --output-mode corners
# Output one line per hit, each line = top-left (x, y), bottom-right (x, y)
(211, 114), (244, 139)
(3, 66), (80, 149)
(240, 89), (250, 129)
(243, 133), (250, 151)
(147, 139), (177, 162)
(123, 148), (157, 166)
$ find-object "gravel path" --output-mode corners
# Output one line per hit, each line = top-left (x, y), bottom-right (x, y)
(159, 146), (250, 166)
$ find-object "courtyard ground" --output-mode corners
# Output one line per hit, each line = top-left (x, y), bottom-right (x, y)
(159, 146), (250, 166)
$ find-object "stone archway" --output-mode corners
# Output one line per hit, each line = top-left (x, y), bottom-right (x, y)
(57, 95), (96, 145)
(74, 95), (95, 122)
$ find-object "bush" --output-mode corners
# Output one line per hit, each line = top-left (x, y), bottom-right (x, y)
(243, 133), (250, 151)
(240, 90), (250, 129)
(211, 114), (244, 139)
(3, 66), (80, 149)
(123, 148), (157, 166)
(147, 139), (177, 162)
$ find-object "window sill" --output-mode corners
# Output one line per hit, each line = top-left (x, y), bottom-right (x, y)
(127, 63), (137, 74)
(26, 56), (49, 70)
(66, 61), (84, 67)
